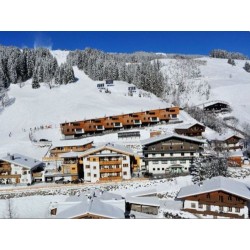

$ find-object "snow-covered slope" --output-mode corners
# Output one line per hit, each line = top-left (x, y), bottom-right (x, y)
(161, 57), (250, 126)
(0, 51), (170, 159)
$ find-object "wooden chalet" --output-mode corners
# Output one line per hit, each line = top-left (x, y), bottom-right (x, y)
(177, 176), (250, 218)
(60, 107), (179, 139)
(202, 101), (231, 113)
(210, 134), (243, 152)
(141, 133), (205, 175)
(0, 153), (44, 185)
(174, 122), (206, 137)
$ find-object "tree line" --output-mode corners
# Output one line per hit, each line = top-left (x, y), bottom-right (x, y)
(66, 48), (167, 98)
(0, 45), (75, 90)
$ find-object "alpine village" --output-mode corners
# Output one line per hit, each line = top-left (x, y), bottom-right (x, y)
(1, 45), (250, 219)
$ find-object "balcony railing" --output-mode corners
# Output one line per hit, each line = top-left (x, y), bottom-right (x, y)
(75, 129), (84, 134)
(42, 156), (62, 162)
(100, 168), (122, 173)
(32, 172), (43, 178)
(96, 125), (105, 130)
(99, 176), (122, 182)
(0, 174), (21, 179)
(133, 120), (142, 125)
(113, 122), (123, 128)
(150, 117), (159, 122)
(99, 160), (122, 165)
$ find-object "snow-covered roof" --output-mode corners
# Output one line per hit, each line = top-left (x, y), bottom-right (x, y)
(126, 196), (160, 207)
(208, 132), (244, 142)
(0, 153), (43, 170)
(141, 132), (206, 146)
(198, 100), (230, 108)
(228, 151), (244, 157)
(125, 188), (158, 198)
(52, 139), (93, 148)
(55, 196), (125, 219)
(175, 122), (205, 130)
(78, 143), (137, 157)
(177, 176), (250, 200)
(59, 151), (84, 158)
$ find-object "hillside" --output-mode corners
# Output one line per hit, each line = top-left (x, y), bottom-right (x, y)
(0, 51), (250, 160)
(0, 50), (170, 159)
(160, 57), (250, 126)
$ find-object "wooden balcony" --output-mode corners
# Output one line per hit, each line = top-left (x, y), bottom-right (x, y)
(0, 174), (21, 179)
(99, 160), (122, 165)
(42, 156), (62, 162)
(100, 168), (122, 173)
(99, 176), (122, 182)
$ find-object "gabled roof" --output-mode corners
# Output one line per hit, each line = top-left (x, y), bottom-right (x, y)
(55, 196), (124, 219)
(51, 139), (93, 149)
(209, 132), (244, 142)
(175, 122), (205, 130)
(177, 176), (250, 200)
(0, 153), (43, 170)
(126, 196), (160, 207)
(199, 100), (230, 108)
(141, 132), (205, 146)
(78, 143), (136, 158)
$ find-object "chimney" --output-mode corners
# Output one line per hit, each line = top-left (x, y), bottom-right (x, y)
(10, 154), (15, 160)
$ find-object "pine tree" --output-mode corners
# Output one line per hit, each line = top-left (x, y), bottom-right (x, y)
(244, 62), (250, 73)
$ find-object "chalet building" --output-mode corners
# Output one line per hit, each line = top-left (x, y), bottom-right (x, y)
(209, 134), (243, 152)
(50, 190), (125, 219)
(174, 122), (206, 137)
(44, 151), (83, 182)
(141, 133), (205, 174)
(177, 176), (250, 218)
(201, 101), (231, 113)
(60, 107), (180, 139)
(79, 143), (139, 183)
(0, 153), (44, 185)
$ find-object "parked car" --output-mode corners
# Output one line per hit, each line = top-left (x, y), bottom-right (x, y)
(55, 178), (70, 184)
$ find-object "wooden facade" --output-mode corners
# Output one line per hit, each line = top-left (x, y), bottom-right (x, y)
(175, 123), (205, 137)
(212, 135), (243, 152)
(203, 102), (231, 113)
(50, 141), (93, 157)
(60, 107), (179, 138)
(142, 135), (204, 174)
(182, 190), (247, 218)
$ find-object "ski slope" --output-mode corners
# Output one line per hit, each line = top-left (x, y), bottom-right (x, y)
(0, 51), (170, 159)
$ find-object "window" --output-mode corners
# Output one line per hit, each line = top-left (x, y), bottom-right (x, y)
(228, 196), (232, 201)
(157, 168), (160, 171)
(93, 166), (96, 170)
(198, 203), (203, 209)
(93, 174), (97, 177)
(206, 205), (211, 211)
(89, 125), (91, 128)
(72, 168), (76, 170)
(219, 196), (224, 202)
(87, 173), (91, 177)
(236, 197), (240, 201)
(228, 207), (232, 212)
(87, 158), (90, 161)
(191, 203), (196, 208)
(170, 153), (173, 157)
(152, 161), (159, 164)
(85, 165), (90, 169)
(93, 158), (96, 162)
(190, 152), (194, 156)
(219, 206), (223, 212)
(170, 146), (173, 150)
(235, 207), (240, 213)
(123, 172), (127, 175)
(162, 168), (165, 171)
(153, 168), (155, 171)
(181, 153), (184, 156)
(161, 153), (164, 157)
(162, 161), (168, 164)
(23, 171), (27, 175)
(123, 156), (126, 160)
(206, 194), (210, 199)
(123, 164), (128, 167)
(181, 146), (184, 149)
(180, 160), (186, 164)
(151, 147), (156, 151)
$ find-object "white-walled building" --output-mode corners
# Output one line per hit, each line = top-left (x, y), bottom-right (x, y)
(79, 143), (139, 183)
(0, 153), (44, 185)
(141, 133), (205, 174)
(177, 176), (250, 219)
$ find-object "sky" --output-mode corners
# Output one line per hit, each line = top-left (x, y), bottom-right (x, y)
(0, 31), (250, 56)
